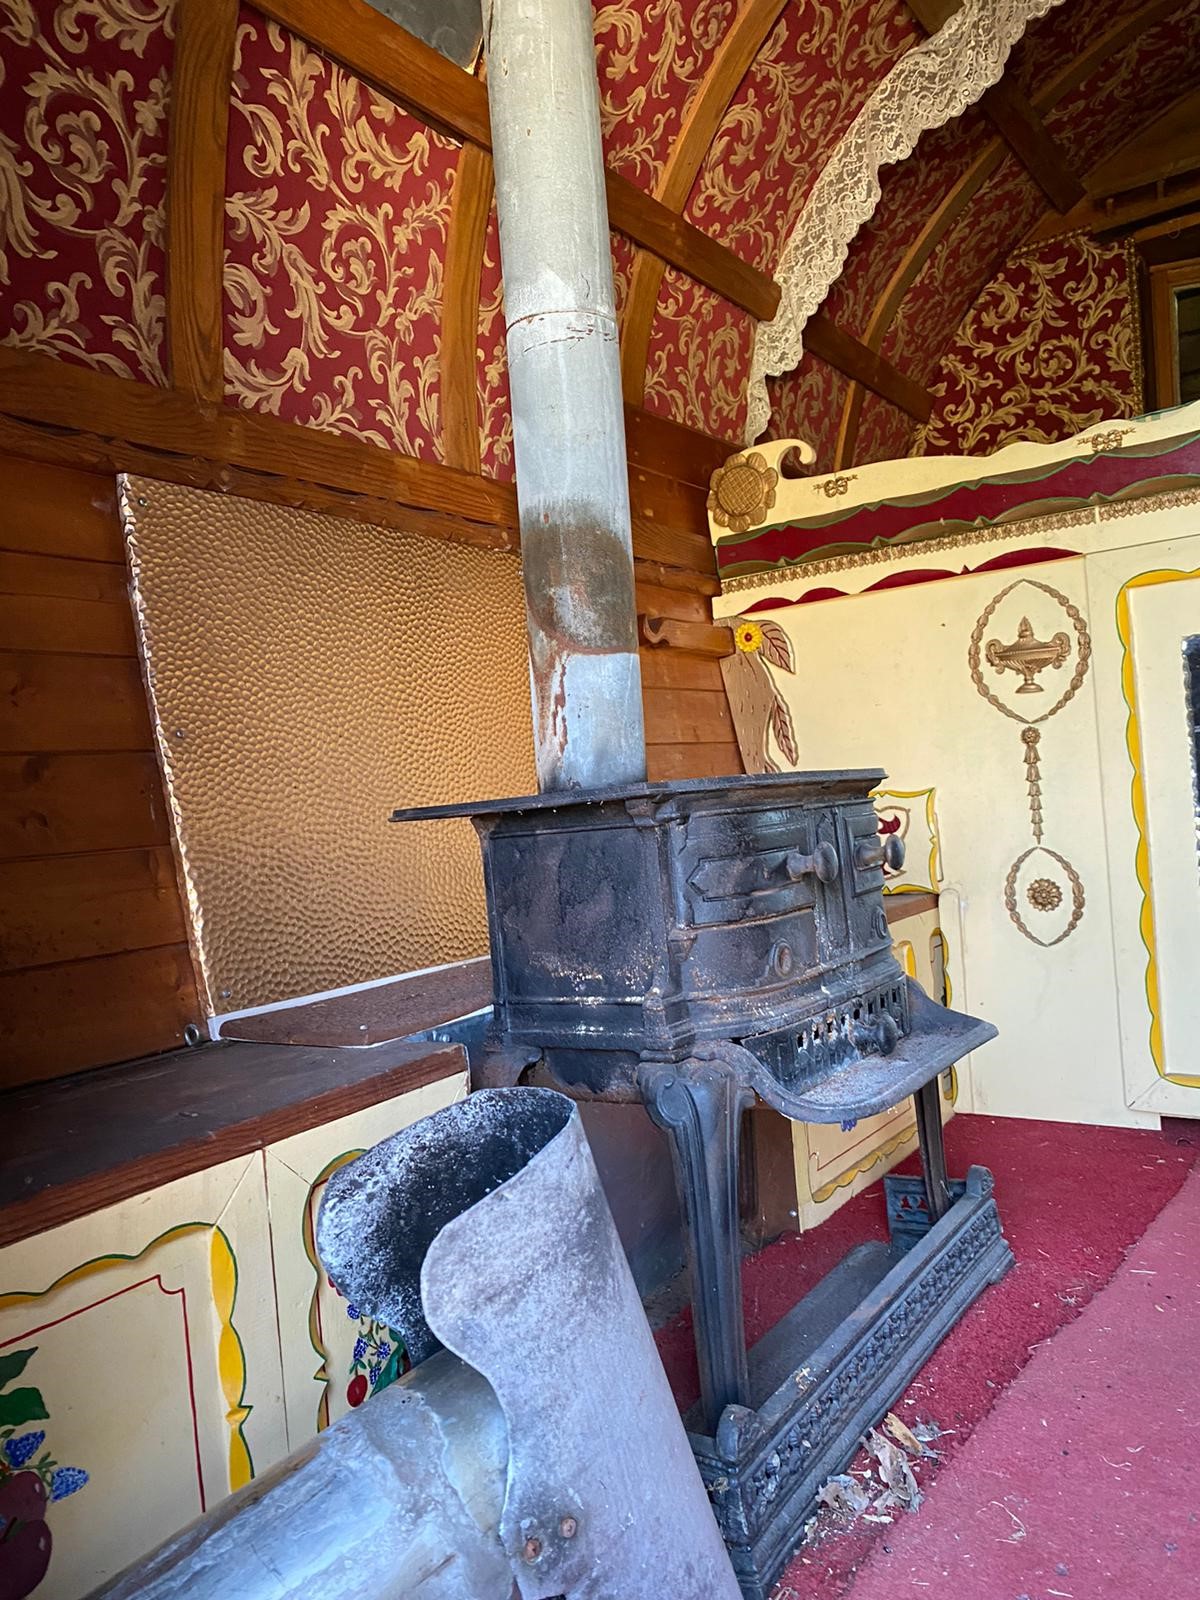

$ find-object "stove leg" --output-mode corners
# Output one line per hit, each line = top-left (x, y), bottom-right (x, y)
(914, 1076), (951, 1223)
(640, 1058), (753, 1435)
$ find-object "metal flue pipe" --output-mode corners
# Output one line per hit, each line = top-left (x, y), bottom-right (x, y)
(483, 0), (646, 791)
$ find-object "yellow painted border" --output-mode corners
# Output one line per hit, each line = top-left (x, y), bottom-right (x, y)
(1115, 565), (1200, 1087)
(872, 786), (941, 894)
(810, 1119), (917, 1205)
(302, 1150), (364, 1432)
(0, 1224), (253, 1489)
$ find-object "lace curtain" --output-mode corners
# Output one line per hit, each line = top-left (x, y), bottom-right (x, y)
(743, 0), (1068, 444)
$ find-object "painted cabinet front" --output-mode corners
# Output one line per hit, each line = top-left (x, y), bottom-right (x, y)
(0, 1070), (466, 1598)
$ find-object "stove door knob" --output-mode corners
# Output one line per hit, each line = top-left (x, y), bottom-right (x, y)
(785, 842), (840, 884)
(882, 833), (905, 873)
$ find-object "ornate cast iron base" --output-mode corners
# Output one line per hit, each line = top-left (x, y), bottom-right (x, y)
(641, 1048), (1013, 1600)
(697, 1168), (1010, 1599)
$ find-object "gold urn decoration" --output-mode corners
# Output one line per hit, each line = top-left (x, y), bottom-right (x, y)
(984, 615), (1071, 694)
(708, 451), (778, 534)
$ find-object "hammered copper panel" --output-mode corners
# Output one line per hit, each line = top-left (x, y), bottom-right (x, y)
(122, 477), (535, 1012)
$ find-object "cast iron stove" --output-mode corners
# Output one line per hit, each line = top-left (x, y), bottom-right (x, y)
(394, 769), (1012, 1597)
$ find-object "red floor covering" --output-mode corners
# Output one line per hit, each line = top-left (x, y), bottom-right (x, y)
(842, 1159), (1200, 1600)
(652, 1112), (1197, 1598)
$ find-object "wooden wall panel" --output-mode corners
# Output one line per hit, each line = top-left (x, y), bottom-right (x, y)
(0, 456), (200, 1089)
(630, 437), (744, 789)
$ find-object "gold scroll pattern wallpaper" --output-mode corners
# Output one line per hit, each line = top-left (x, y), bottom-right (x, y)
(122, 476), (535, 1014)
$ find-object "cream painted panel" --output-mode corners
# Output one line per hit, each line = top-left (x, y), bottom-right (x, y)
(0, 1157), (286, 1599)
(265, 1070), (467, 1449)
(751, 562), (1143, 1128)
(1087, 527), (1200, 1117)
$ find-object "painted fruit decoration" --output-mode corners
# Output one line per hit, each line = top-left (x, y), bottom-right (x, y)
(343, 1297), (408, 1410)
(0, 1348), (89, 1599)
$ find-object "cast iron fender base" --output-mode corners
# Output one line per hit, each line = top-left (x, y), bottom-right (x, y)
(692, 1166), (1013, 1600)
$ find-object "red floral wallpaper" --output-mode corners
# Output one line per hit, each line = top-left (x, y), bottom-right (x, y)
(642, 270), (754, 440)
(880, 155), (1044, 387)
(914, 234), (1142, 457)
(593, 0), (741, 192)
(5, 0), (1198, 487)
(855, 389), (912, 464)
(1007, 0), (1150, 99)
(765, 353), (848, 474)
(0, 0), (175, 383)
(476, 203), (512, 481)
(1043, 0), (1200, 179)
(222, 7), (459, 460)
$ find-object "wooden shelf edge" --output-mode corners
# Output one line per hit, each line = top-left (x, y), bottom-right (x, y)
(0, 1039), (467, 1249)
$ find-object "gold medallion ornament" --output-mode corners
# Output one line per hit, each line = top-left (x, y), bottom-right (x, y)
(1004, 848), (1085, 947)
(708, 452), (779, 534)
(1027, 877), (1063, 912)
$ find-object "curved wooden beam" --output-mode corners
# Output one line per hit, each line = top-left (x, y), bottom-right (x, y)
(834, 0), (1184, 465)
(441, 145), (494, 473)
(620, 0), (789, 404)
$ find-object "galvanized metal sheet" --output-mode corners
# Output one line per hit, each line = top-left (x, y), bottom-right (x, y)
(320, 1088), (741, 1600)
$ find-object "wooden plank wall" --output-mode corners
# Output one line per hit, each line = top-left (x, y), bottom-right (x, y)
(0, 418), (738, 1090)
(0, 455), (201, 1088)
(631, 455), (741, 780)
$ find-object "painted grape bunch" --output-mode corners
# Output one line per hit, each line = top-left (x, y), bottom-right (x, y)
(325, 1275), (409, 1412)
(0, 1347), (89, 1600)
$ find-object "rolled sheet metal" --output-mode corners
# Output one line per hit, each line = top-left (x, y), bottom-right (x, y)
(319, 1087), (741, 1600)
(90, 1352), (511, 1599)
(90, 1089), (739, 1600)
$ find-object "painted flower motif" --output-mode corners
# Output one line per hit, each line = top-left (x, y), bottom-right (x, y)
(352, 1337), (367, 1363)
(3, 1431), (45, 1469)
(735, 621), (764, 653)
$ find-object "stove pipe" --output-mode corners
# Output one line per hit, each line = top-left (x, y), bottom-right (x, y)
(483, 0), (646, 792)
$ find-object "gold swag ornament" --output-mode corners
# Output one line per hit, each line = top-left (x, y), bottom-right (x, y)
(708, 452), (779, 534)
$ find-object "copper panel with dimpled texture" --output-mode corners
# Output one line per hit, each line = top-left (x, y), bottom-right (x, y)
(121, 476), (535, 1013)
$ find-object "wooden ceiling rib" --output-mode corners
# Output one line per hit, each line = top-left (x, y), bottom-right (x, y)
(981, 78), (1085, 214)
(832, 0), (1190, 466)
(255, 0), (493, 146)
(805, 314), (933, 423)
(442, 144), (495, 475)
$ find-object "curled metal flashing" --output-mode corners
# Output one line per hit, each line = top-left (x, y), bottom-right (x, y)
(319, 1087), (741, 1600)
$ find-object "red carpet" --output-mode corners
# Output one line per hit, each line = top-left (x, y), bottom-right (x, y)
(651, 1112), (1196, 1597)
(842, 1161), (1200, 1599)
